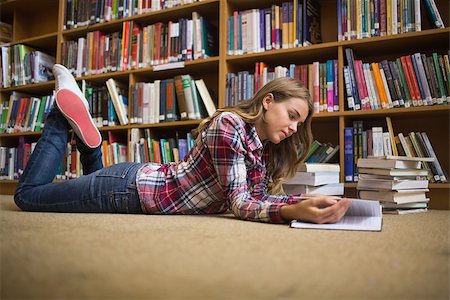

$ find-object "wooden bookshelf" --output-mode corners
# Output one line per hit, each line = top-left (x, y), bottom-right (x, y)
(0, 0), (449, 209)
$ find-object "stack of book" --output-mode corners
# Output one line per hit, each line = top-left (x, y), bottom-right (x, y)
(356, 156), (433, 214)
(283, 163), (343, 196)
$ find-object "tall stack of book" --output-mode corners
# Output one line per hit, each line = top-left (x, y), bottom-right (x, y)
(356, 156), (433, 214)
(283, 163), (343, 196)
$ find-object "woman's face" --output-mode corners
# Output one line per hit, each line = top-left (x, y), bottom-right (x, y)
(256, 94), (309, 144)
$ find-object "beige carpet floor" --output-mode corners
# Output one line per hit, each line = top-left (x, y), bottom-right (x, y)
(1, 195), (449, 300)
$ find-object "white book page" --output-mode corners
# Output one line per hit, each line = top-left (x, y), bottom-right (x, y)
(291, 199), (382, 232)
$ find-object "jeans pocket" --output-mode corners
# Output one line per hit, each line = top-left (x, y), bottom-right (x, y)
(109, 190), (142, 214)
(96, 163), (135, 179)
(109, 192), (130, 213)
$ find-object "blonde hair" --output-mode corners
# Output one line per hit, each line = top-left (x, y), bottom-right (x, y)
(192, 77), (314, 194)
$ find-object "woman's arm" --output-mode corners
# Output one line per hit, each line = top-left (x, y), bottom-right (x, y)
(205, 113), (351, 224)
(205, 113), (295, 223)
(280, 195), (352, 223)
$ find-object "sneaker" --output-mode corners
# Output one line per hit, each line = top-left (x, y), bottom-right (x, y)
(53, 64), (102, 148)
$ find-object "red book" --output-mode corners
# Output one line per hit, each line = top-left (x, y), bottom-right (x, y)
(405, 55), (422, 105)
(131, 22), (141, 69)
(99, 34), (105, 72)
(166, 80), (176, 122)
(143, 138), (150, 162)
(152, 140), (161, 164)
(355, 60), (369, 110)
(14, 98), (27, 132)
(300, 64), (308, 87)
(294, 65), (301, 81)
(154, 22), (163, 65)
(254, 62), (260, 92)
(400, 56), (417, 104)
(122, 21), (131, 70)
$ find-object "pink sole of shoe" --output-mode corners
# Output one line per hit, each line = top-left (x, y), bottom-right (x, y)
(56, 89), (101, 148)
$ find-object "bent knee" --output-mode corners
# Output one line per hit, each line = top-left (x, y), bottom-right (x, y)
(14, 188), (31, 211)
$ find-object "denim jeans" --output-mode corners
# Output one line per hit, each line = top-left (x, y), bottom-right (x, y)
(14, 107), (144, 213)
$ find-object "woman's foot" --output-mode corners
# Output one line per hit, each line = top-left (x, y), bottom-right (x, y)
(53, 64), (102, 148)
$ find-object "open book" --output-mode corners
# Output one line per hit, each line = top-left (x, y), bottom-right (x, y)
(291, 199), (382, 232)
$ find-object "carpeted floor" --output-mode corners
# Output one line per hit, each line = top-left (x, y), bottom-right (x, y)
(1, 195), (449, 299)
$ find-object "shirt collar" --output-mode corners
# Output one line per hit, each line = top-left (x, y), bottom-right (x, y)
(246, 123), (264, 153)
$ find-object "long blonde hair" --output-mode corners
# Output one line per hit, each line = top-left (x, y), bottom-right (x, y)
(192, 77), (314, 194)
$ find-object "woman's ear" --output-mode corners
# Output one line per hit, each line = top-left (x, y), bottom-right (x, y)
(262, 93), (274, 110)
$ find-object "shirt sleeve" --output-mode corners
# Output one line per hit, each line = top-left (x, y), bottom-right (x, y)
(205, 114), (297, 223)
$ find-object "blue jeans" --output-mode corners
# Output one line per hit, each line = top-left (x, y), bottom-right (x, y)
(14, 107), (144, 213)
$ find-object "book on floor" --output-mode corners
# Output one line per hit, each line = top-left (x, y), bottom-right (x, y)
(358, 168), (429, 177)
(283, 183), (344, 196)
(356, 178), (429, 190)
(357, 158), (424, 169)
(297, 163), (340, 173)
(285, 171), (340, 186)
(291, 199), (382, 232)
(359, 189), (429, 204)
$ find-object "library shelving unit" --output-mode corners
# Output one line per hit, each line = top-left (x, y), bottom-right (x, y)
(1, 0), (449, 209)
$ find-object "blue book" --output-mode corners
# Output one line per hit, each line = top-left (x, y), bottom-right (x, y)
(259, 9), (265, 52)
(302, 0), (321, 46)
(228, 16), (233, 55)
(344, 127), (354, 183)
(345, 48), (361, 110)
(178, 139), (188, 160)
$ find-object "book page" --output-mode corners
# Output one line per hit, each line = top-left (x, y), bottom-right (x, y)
(291, 199), (382, 232)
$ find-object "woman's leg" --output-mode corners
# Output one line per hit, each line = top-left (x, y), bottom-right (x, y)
(14, 64), (144, 213)
(15, 162), (144, 213)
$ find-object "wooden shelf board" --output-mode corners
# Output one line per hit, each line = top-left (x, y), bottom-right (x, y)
(133, 119), (202, 129)
(0, 131), (41, 139)
(8, 32), (58, 49)
(1, 81), (55, 94)
(342, 105), (450, 118)
(133, 57), (220, 79)
(226, 41), (340, 66)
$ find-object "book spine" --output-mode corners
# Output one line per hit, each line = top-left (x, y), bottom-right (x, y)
(420, 132), (447, 182)
(344, 126), (354, 182)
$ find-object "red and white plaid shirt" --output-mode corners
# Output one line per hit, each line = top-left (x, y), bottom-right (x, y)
(136, 112), (298, 223)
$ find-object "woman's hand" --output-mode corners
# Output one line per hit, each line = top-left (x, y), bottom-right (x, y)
(280, 194), (352, 224)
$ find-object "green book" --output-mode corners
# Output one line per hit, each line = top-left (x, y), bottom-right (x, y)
(34, 96), (48, 131)
(395, 58), (412, 107)
(0, 102), (8, 133)
(432, 53), (446, 100)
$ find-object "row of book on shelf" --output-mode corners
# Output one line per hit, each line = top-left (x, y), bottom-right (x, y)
(344, 48), (450, 111)
(227, 0), (321, 55)
(344, 117), (447, 183)
(0, 46), (55, 88)
(129, 128), (195, 164)
(337, 0), (445, 41)
(131, 75), (216, 125)
(61, 12), (216, 78)
(0, 74), (217, 133)
(283, 155), (434, 215)
(226, 0), (445, 55)
(0, 130), (196, 180)
(226, 60), (339, 112)
(64, 0), (203, 30)
(0, 93), (55, 134)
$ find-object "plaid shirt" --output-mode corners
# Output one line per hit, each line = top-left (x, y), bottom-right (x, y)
(136, 112), (298, 223)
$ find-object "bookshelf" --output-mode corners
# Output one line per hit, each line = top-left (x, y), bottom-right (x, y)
(1, 0), (449, 209)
